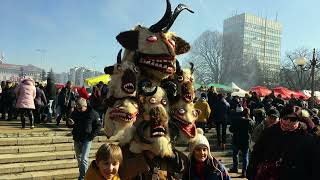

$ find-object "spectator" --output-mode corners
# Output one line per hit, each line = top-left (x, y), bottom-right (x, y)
(251, 108), (280, 145)
(85, 143), (122, 180)
(56, 81), (76, 126)
(213, 93), (230, 150)
(45, 76), (56, 122)
(194, 93), (211, 133)
(229, 107), (255, 177)
(34, 83), (47, 124)
(247, 104), (320, 180)
(184, 128), (230, 180)
(69, 97), (102, 180)
(15, 78), (36, 129)
(2, 80), (16, 120)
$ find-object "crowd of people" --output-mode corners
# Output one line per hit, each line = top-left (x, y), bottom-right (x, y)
(3, 77), (320, 180)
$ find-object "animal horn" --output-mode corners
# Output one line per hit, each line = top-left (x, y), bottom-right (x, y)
(163, 4), (194, 32)
(117, 49), (122, 64)
(149, 0), (172, 33)
(176, 60), (182, 74)
(137, 121), (152, 144)
(189, 62), (194, 74)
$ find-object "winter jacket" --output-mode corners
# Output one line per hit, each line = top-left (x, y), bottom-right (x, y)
(34, 87), (47, 106)
(119, 145), (188, 180)
(248, 122), (320, 180)
(251, 120), (268, 144)
(229, 115), (255, 149)
(2, 85), (16, 107)
(58, 87), (75, 107)
(70, 107), (102, 142)
(45, 79), (56, 100)
(16, 79), (36, 109)
(194, 99), (211, 123)
(85, 160), (121, 180)
(183, 156), (230, 180)
(213, 98), (230, 123)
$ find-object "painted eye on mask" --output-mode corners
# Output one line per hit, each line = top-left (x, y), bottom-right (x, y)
(161, 99), (167, 106)
(149, 97), (156, 104)
(147, 35), (158, 43)
(178, 76), (184, 82)
(178, 108), (185, 115)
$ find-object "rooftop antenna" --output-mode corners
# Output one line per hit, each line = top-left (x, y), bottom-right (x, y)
(0, 51), (4, 63)
(275, 12), (278, 21)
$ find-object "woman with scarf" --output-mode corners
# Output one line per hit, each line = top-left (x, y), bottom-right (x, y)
(247, 104), (320, 180)
(183, 128), (230, 180)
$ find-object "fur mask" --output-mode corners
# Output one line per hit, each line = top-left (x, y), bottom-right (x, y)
(170, 99), (199, 144)
(104, 49), (140, 99)
(174, 61), (195, 103)
(130, 86), (173, 157)
(104, 97), (139, 145)
(116, 0), (193, 81)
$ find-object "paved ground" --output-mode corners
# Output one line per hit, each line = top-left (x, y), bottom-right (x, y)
(0, 119), (247, 179)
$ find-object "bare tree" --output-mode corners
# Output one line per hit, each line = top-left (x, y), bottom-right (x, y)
(187, 31), (222, 85)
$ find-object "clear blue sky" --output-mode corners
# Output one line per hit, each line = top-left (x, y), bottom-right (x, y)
(0, 0), (319, 73)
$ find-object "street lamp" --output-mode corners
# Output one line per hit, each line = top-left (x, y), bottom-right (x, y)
(295, 57), (307, 90)
(296, 48), (319, 108)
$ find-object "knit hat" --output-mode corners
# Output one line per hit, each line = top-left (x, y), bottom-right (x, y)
(188, 128), (212, 158)
(76, 97), (87, 107)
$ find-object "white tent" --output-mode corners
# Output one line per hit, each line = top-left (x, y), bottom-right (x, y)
(302, 90), (320, 99)
(230, 82), (248, 97)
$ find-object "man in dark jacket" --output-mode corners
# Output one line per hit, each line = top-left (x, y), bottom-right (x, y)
(2, 81), (16, 120)
(56, 81), (75, 126)
(213, 93), (230, 150)
(247, 104), (320, 180)
(69, 97), (101, 180)
(229, 107), (255, 177)
(45, 76), (56, 122)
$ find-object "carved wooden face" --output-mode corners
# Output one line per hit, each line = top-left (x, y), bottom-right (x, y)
(116, 26), (190, 81)
(175, 68), (195, 103)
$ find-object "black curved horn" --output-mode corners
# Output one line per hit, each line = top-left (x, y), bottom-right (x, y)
(138, 79), (158, 96)
(117, 49), (122, 64)
(163, 4), (194, 32)
(176, 60), (182, 74)
(189, 62), (194, 74)
(149, 0), (172, 33)
(137, 121), (152, 144)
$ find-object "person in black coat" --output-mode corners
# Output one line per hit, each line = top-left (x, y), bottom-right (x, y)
(68, 97), (102, 180)
(213, 94), (230, 150)
(45, 76), (56, 122)
(247, 104), (320, 180)
(229, 107), (255, 177)
(56, 81), (76, 126)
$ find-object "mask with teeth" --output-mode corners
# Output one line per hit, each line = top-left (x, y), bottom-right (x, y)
(116, 0), (193, 82)
(129, 86), (174, 157)
(169, 99), (200, 143)
(173, 61), (195, 103)
(104, 97), (139, 144)
(104, 49), (140, 99)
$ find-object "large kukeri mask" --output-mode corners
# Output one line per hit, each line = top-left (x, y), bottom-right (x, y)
(116, 0), (193, 81)
(104, 49), (140, 99)
(104, 97), (139, 144)
(130, 84), (173, 157)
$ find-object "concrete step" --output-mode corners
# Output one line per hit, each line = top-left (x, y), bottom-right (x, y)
(0, 146), (99, 165)
(0, 167), (79, 180)
(0, 141), (105, 154)
(0, 136), (108, 146)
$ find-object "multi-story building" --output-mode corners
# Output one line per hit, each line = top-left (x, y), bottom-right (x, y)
(222, 13), (282, 86)
(54, 67), (103, 86)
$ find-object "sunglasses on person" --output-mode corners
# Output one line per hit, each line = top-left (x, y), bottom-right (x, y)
(283, 116), (299, 122)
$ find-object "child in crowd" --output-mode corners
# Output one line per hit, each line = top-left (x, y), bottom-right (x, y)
(184, 128), (231, 180)
(194, 93), (211, 133)
(85, 143), (122, 180)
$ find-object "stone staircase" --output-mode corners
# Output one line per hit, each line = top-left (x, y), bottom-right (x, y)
(0, 123), (242, 180)
(0, 129), (107, 180)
